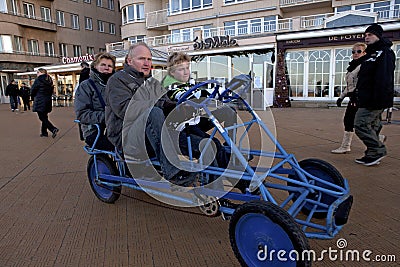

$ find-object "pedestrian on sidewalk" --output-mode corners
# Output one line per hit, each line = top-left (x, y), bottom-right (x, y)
(354, 23), (395, 166)
(332, 42), (366, 154)
(20, 82), (31, 111)
(31, 68), (59, 138)
(5, 80), (20, 112)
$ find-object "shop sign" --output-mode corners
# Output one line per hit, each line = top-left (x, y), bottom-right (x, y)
(193, 35), (238, 50)
(328, 34), (364, 41)
(62, 54), (95, 64)
(167, 45), (191, 53)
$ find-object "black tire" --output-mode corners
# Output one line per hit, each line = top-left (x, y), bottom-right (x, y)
(229, 200), (311, 267)
(87, 154), (121, 203)
(288, 158), (345, 218)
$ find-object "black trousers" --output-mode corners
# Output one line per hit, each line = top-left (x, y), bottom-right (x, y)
(22, 97), (30, 110)
(37, 112), (56, 135)
(343, 100), (358, 132)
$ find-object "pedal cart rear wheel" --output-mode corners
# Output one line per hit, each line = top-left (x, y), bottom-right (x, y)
(229, 201), (311, 267)
(87, 154), (121, 203)
(288, 158), (345, 218)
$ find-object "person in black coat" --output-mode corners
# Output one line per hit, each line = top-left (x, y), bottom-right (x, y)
(354, 23), (395, 166)
(5, 80), (20, 112)
(20, 82), (31, 111)
(79, 61), (90, 84)
(31, 68), (59, 138)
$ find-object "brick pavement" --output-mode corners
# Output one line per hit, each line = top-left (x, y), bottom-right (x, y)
(0, 104), (399, 266)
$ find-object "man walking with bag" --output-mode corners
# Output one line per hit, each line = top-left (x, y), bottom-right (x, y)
(354, 23), (395, 166)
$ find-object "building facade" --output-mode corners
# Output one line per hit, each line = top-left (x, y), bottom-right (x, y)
(108, 0), (400, 108)
(0, 0), (121, 103)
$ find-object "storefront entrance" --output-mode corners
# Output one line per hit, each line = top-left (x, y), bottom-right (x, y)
(0, 74), (9, 104)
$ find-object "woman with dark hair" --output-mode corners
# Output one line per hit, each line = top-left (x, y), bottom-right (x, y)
(31, 68), (59, 138)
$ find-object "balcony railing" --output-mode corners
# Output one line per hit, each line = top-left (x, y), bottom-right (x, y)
(146, 9), (168, 29)
(280, 0), (330, 7)
(111, 6), (400, 51)
(0, 10), (57, 31)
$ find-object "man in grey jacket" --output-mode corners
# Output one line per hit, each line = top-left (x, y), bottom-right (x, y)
(105, 43), (209, 186)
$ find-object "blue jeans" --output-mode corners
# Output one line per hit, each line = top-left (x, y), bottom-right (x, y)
(9, 96), (18, 110)
(354, 108), (386, 157)
(145, 107), (229, 181)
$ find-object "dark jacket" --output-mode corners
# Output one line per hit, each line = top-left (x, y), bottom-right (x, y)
(356, 38), (395, 109)
(5, 83), (20, 97)
(31, 74), (54, 113)
(105, 64), (167, 152)
(20, 86), (31, 100)
(79, 67), (90, 84)
(74, 69), (108, 139)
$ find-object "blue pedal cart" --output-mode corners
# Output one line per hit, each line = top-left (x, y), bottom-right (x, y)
(78, 75), (353, 267)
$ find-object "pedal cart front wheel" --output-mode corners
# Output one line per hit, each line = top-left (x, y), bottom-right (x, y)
(87, 154), (121, 203)
(229, 201), (311, 267)
(288, 158), (345, 218)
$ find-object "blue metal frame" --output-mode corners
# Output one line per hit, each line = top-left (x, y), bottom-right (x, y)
(76, 77), (352, 240)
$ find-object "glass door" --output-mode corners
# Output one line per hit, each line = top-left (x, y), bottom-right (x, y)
(1, 74), (9, 104)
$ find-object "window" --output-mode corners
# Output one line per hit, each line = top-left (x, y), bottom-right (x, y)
(109, 23), (115, 34)
(59, 43), (68, 57)
(170, 0), (212, 14)
(14, 36), (23, 52)
(334, 48), (352, 97)
(98, 20), (104, 32)
(264, 16), (276, 32)
(28, 39), (39, 55)
(99, 47), (106, 52)
(0, 0), (7, 13)
(374, 1), (390, 19)
(56, 11), (65, 26)
(23, 2), (35, 18)
(44, 41), (55, 56)
(171, 0), (212, 13)
(286, 51), (305, 97)
(73, 45), (82, 57)
(0, 35), (13, 53)
(87, 46), (95, 54)
(71, 14), (79, 29)
(108, 0), (114, 10)
(336, 6), (351, 13)
(97, 0), (102, 7)
(355, 3), (371, 12)
(41, 7), (51, 22)
(85, 17), (93, 30)
(83, 0), (91, 3)
(250, 19), (262, 34)
(11, 0), (18, 15)
(308, 50), (331, 97)
(122, 4), (144, 24)
(128, 35), (146, 44)
(224, 0), (252, 4)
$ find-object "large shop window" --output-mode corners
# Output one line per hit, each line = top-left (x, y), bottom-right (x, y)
(334, 48), (352, 97)
(308, 50), (330, 97)
(286, 51), (305, 98)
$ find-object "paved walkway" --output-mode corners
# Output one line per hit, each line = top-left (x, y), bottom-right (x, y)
(0, 104), (398, 266)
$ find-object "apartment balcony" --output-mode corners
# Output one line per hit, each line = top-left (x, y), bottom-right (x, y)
(146, 9), (168, 30)
(0, 51), (59, 65)
(0, 11), (57, 31)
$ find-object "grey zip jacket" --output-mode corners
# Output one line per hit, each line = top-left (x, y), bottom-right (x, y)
(105, 64), (167, 154)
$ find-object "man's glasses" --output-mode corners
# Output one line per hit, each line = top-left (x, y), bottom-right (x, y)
(352, 50), (363, 54)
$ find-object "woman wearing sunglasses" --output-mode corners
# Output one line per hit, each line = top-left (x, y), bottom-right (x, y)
(331, 42), (367, 154)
